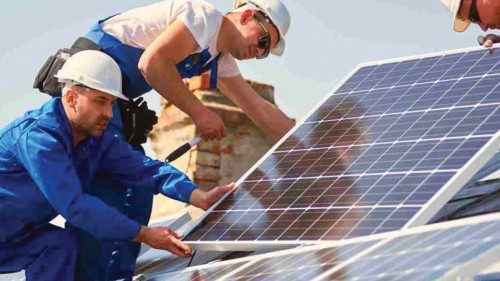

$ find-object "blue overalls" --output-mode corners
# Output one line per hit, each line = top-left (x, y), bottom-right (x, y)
(0, 99), (196, 281)
(75, 18), (220, 280)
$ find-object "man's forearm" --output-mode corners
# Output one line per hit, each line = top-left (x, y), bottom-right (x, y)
(252, 101), (295, 141)
(218, 76), (295, 141)
(140, 59), (206, 118)
(188, 188), (209, 210)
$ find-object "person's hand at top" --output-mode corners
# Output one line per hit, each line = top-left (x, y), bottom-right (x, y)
(478, 34), (500, 48)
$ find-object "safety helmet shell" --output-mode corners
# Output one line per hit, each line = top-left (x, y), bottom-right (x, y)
(55, 50), (127, 100)
(440, 0), (471, 32)
(233, 0), (291, 56)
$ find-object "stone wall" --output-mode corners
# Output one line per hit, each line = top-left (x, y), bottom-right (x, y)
(148, 78), (279, 220)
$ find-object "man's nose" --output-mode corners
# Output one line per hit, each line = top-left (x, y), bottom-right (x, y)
(103, 104), (114, 119)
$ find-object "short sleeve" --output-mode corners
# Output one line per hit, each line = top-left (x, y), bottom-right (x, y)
(218, 53), (241, 78)
(175, 0), (223, 50)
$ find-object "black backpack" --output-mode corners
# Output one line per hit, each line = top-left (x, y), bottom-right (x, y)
(33, 37), (100, 96)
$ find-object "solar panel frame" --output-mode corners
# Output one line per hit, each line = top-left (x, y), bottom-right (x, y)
(139, 258), (250, 281)
(140, 213), (500, 281)
(405, 132), (499, 227)
(139, 232), (385, 280)
(178, 45), (500, 251)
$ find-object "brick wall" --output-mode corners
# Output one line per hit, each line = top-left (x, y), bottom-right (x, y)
(148, 78), (280, 220)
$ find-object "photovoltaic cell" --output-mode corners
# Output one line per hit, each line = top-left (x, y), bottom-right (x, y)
(324, 215), (500, 280)
(142, 214), (500, 281)
(186, 47), (500, 246)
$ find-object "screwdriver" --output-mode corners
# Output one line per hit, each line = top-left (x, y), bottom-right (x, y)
(165, 135), (202, 163)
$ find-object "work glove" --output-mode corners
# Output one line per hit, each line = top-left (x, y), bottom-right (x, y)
(478, 34), (500, 50)
(120, 97), (158, 147)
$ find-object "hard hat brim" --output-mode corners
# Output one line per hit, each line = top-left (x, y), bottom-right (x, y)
(446, 0), (471, 32)
(56, 77), (129, 101)
(271, 39), (285, 56)
(453, 17), (471, 32)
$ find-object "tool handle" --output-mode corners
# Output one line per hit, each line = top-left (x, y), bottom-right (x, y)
(165, 143), (192, 163)
(165, 135), (202, 163)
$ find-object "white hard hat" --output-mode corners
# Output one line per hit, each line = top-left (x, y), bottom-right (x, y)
(440, 0), (471, 32)
(55, 50), (127, 100)
(233, 0), (291, 56)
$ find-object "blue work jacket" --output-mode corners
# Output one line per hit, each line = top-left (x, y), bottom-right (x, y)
(0, 98), (197, 244)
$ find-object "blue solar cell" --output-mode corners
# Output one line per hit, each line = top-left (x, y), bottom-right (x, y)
(185, 47), (500, 246)
(327, 216), (500, 281)
(146, 216), (500, 281)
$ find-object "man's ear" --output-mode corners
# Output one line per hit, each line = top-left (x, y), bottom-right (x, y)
(64, 88), (78, 109)
(240, 9), (255, 24)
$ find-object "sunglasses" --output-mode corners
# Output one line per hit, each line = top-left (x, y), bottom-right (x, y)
(469, 0), (481, 24)
(254, 11), (272, 59)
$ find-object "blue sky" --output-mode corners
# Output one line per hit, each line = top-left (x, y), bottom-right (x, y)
(0, 0), (485, 137)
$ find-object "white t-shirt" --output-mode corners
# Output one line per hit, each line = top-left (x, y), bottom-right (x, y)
(101, 0), (240, 78)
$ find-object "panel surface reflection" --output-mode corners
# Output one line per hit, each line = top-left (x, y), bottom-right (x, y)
(186, 48), (499, 243)
(328, 219), (500, 280)
(150, 217), (500, 281)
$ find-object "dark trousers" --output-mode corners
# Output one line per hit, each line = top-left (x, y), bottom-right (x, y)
(0, 224), (77, 281)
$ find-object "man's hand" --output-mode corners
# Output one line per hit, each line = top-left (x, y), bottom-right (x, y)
(478, 34), (500, 48)
(189, 183), (236, 210)
(133, 226), (192, 258)
(191, 107), (227, 141)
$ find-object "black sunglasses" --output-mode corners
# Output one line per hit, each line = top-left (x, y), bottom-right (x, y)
(254, 11), (272, 59)
(469, 0), (481, 24)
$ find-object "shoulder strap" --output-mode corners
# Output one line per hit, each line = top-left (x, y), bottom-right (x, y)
(200, 53), (222, 88)
(71, 37), (101, 52)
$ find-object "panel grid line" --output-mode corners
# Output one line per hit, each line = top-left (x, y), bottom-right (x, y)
(273, 133), (496, 156)
(336, 50), (494, 96)
(185, 47), (500, 246)
(303, 101), (500, 128)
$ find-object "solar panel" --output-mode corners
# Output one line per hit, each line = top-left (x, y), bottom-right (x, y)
(139, 238), (382, 280)
(184, 46), (500, 249)
(140, 213), (500, 281)
(319, 214), (500, 281)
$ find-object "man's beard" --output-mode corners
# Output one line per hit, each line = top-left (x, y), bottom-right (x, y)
(74, 114), (109, 138)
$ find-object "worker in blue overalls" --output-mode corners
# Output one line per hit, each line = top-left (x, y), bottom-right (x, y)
(34, 0), (295, 280)
(0, 50), (232, 281)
